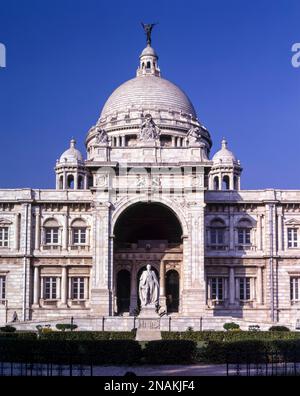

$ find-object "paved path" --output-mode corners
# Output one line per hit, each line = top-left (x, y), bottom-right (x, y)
(92, 364), (229, 376)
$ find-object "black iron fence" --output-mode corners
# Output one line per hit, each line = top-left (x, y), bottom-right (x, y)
(226, 352), (300, 376)
(0, 359), (94, 376)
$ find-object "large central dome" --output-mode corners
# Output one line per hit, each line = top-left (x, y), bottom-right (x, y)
(86, 40), (212, 160)
(100, 75), (197, 120)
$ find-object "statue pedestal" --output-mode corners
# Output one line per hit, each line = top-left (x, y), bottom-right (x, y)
(135, 306), (161, 341)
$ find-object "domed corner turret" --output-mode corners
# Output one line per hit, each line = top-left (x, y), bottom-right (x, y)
(208, 139), (242, 191)
(55, 138), (88, 190)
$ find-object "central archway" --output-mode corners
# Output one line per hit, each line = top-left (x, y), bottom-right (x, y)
(113, 202), (183, 315)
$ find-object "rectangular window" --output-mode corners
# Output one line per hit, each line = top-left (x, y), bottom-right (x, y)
(288, 228), (298, 248)
(208, 277), (224, 301)
(71, 277), (85, 300)
(238, 228), (251, 245)
(44, 277), (57, 300)
(0, 276), (6, 300)
(0, 227), (9, 247)
(45, 228), (59, 245)
(239, 277), (251, 301)
(290, 277), (300, 301)
(73, 228), (86, 245)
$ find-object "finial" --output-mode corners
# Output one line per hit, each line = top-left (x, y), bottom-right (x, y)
(221, 138), (227, 149)
(141, 22), (157, 46)
(70, 138), (76, 148)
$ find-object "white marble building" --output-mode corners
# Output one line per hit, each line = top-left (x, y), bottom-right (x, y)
(1, 37), (300, 331)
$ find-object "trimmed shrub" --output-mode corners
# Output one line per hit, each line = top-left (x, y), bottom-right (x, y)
(0, 325), (16, 333)
(269, 326), (290, 332)
(161, 331), (300, 342)
(143, 340), (196, 364)
(223, 322), (240, 331)
(56, 323), (78, 332)
(39, 331), (135, 341)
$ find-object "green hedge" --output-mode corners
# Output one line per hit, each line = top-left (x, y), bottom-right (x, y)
(39, 331), (135, 341)
(199, 339), (300, 364)
(0, 332), (37, 340)
(0, 339), (142, 365)
(143, 340), (197, 364)
(161, 331), (300, 342)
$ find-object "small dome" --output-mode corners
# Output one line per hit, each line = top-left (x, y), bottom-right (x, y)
(212, 139), (238, 165)
(59, 139), (84, 164)
(140, 45), (158, 58)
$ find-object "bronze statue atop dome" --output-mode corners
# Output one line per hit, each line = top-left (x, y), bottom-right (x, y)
(141, 22), (157, 46)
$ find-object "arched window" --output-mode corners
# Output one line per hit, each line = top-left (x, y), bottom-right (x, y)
(234, 176), (238, 190)
(166, 270), (179, 313)
(146, 61), (151, 69)
(67, 175), (74, 189)
(213, 176), (219, 190)
(59, 176), (64, 189)
(78, 175), (84, 190)
(208, 218), (227, 250)
(88, 175), (93, 188)
(222, 175), (230, 190)
(117, 270), (131, 314)
(43, 218), (60, 246)
(236, 218), (252, 250)
(71, 219), (87, 245)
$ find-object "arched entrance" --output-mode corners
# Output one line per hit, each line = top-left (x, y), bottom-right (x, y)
(113, 202), (183, 315)
(116, 270), (131, 314)
(166, 270), (180, 313)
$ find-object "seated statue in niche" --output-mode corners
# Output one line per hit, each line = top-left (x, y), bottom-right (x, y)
(139, 114), (160, 142)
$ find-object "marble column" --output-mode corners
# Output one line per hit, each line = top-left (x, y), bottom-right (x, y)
(60, 267), (68, 307)
(33, 266), (40, 307)
(74, 172), (78, 190)
(63, 172), (67, 190)
(63, 213), (68, 251)
(14, 213), (20, 251)
(229, 207), (234, 251)
(159, 262), (166, 311)
(278, 213), (283, 252)
(129, 265), (137, 315)
(34, 208), (40, 251)
(229, 267), (235, 305)
(256, 267), (263, 305)
(229, 175), (234, 190)
(84, 278), (89, 300)
(257, 214), (263, 251)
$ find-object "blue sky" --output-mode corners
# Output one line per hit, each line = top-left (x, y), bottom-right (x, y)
(0, 0), (299, 189)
